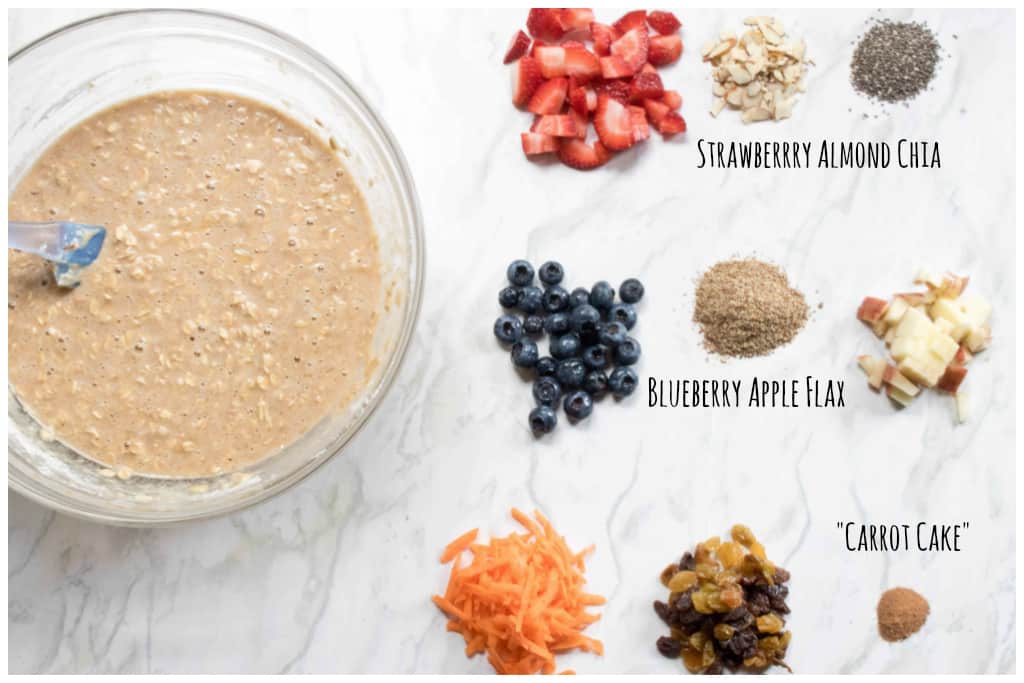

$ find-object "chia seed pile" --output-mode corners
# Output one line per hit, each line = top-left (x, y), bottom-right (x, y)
(851, 18), (942, 103)
(693, 259), (809, 358)
(493, 260), (644, 435)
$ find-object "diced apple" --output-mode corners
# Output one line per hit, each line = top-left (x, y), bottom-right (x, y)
(932, 317), (954, 336)
(926, 331), (959, 366)
(883, 326), (896, 345)
(913, 269), (943, 289)
(930, 297), (971, 342)
(936, 273), (969, 299)
(857, 355), (886, 390)
(954, 345), (973, 365)
(871, 320), (888, 338)
(886, 384), (917, 408)
(895, 292), (929, 307)
(890, 307), (934, 361)
(883, 364), (921, 397)
(960, 294), (992, 328)
(857, 297), (888, 323)
(936, 363), (967, 394)
(964, 324), (991, 353)
(897, 355), (944, 387)
(883, 296), (909, 325)
(954, 392), (970, 423)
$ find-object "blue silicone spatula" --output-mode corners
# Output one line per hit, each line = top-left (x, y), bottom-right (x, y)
(8, 220), (107, 287)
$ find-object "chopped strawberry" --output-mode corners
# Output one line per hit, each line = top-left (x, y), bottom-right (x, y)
(562, 40), (586, 49)
(512, 56), (545, 107)
(611, 26), (649, 73)
(648, 34), (683, 66)
(503, 30), (531, 64)
(557, 138), (611, 170)
(533, 114), (578, 137)
(569, 86), (588, 115)
(640, 62), (657, 75)
(564, 46), (601, 81)
(600, 55), (635, 79)
(590, 22), (618, 56)
(630, 71), (664, 102)
(570, 109), (589, 139)
(613, 10), (647, 34)
(534, 45), (567, 78)
(661, 89), (682, 110)
(647, 10), (681, 35)
(521, 132), (560, 156)
(528, 77), (569, 115)
(628, 106), (650, 143)
(529, 39), (548, 56)
(658, 110), (687, 136)
(527, 8), (567, 41)
(558, 8), (595, 32)
(642, 97), (671, 127)
(593, 94), (635, 151)
(596, 79), (631, 104)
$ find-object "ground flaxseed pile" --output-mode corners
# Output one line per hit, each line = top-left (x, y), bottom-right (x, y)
(851, 19), (941, 103)
(693, 259), (808, 358)
(877, 587), (929, 642)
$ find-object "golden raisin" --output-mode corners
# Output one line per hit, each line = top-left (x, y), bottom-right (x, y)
(703, 535), (722, 552)
(720, 584), (744, 609)
(717, 541), (745, 569)
(660, 563), (680, 588)
(696, 562), (718, 581)
(743, 654), (768, 670)
(681, 647), (704, 673)
(731, 524), (756, 547)
(668, 570), (698, 593)
(688, 631), (707, 651)
(691, 590), (713, 614)
(701, 640), (716, 668)
(749, 540), (767, 560)
(757, 613), (785, 634)
(713, 624), (735, 641)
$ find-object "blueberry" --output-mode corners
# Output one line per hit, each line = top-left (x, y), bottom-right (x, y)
(532, 376), (563, 406)
(569, 287), (590, 308)
(543, 312), (571, 335)
(583, 370), (609, 396)
(570, 304), (601, 336)
(620, 278), (644, 303)
(598, 321), (628, 347)
(581, 344), (609, 369)
(607, 303), (637, 330)
(555, 358), (587, 388)
(535, 356), (558, 377)
(608, 366), (638, 397)
(499, 286), (521, 308)
(511, 339), (539, 367)
(614, 337), (641, 365)
(517, 286), (543, 314)
(494, 315), (523, 343)
(550, 332), (581, 359)
(589, 281), (616, 311)
(523, 315), (544, 335)
(563, 390), (594, 421)
(529, 405), (557, 435)
(542, 285), (570, 313)
(507, 259), (534, 286)
(538, 260), (565, 286)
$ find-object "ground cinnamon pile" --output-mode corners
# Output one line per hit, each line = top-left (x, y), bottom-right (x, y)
(877, 587), (929, 642)
(693, 258), (809, 358)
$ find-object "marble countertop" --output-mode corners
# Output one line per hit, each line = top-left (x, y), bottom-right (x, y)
(8, 8), (1015, 674)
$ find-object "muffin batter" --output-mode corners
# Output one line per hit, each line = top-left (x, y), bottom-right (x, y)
(8, 91), (381, 478)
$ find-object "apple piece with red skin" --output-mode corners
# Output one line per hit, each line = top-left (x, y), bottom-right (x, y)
(936, 364), (968, 394)
(857, 296), (888, 323)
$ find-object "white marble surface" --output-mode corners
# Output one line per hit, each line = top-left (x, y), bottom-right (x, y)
(7, 8), (1016, 674)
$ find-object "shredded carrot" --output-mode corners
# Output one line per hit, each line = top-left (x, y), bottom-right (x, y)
(432, 508), (604, 675)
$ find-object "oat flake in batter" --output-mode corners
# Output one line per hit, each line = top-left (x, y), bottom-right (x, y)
(8, 91), (381, 478)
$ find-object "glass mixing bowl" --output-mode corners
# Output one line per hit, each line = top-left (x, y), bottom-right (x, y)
(8, 10), (424, 525)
